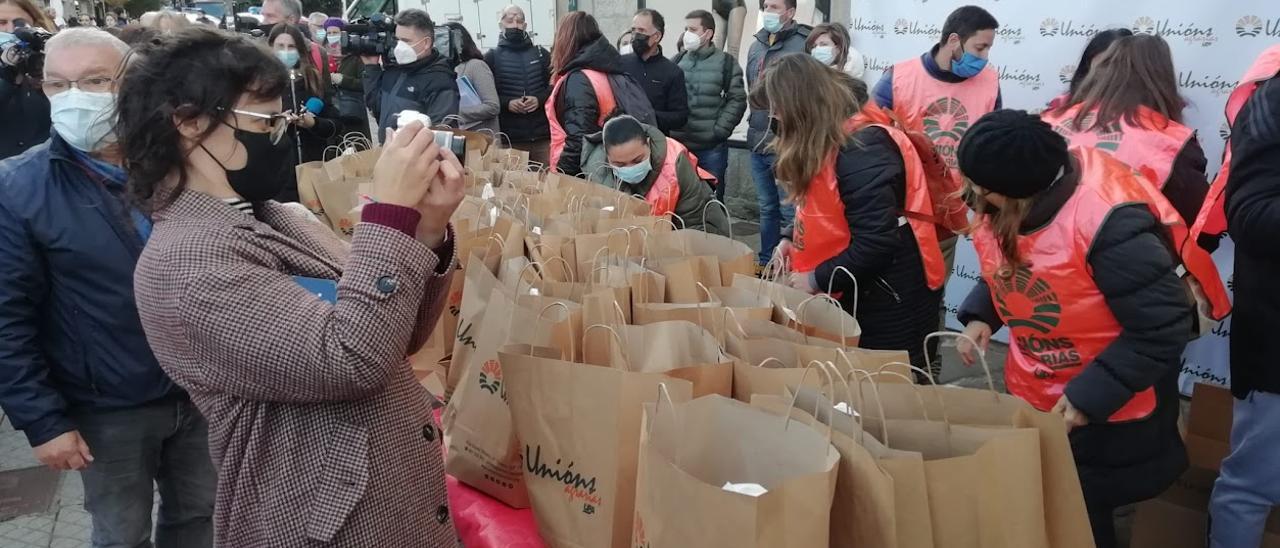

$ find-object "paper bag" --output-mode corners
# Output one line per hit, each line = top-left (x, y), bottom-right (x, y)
(648, 229), (756, 285)
(295, 160), (332, 227)
(582, 321), (732, 399)
(499, 343), (695, 548)
(633, 395), (840, 548)
(731, 274), (862, 345)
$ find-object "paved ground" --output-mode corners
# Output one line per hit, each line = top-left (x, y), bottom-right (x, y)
(0, 414), (95, 548)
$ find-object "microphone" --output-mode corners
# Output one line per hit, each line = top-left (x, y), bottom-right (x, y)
(305, 97), (324, 115)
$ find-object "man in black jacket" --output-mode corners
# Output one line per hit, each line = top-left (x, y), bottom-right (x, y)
(485, 5), (552, 165)
(620, 9), (688, 135)
(0, 27), (50, 160)
(1209, 68), (1280, 548)
(362, 9), (459, 136)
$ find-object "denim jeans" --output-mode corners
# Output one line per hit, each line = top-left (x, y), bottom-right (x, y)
(692, 144), (730, 203)
(73, 396), (216, 548)
(749, 151), (795, 265)
(1209, 390), (1280, 548)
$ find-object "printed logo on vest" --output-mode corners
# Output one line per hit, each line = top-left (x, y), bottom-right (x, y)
(993, 266), (1082, 371)
(1050, 112), (1123, 153)
(922, 97), (970, 169)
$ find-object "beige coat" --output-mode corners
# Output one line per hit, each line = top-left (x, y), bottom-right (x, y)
(133, 190), (459, 547)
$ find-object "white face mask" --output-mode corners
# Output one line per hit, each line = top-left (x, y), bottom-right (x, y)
(50, 88), (117, 152)
(682, 30), (703, 51)
(811, 45), (836, 66)
(619, 43), (633, 56)
(393, 39), (421, 65)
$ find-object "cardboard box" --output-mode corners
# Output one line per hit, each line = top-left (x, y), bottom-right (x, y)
(1186, 383), (1234, 472)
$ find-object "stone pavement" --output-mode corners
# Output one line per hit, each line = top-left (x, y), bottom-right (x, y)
(0, 414), (94, 548)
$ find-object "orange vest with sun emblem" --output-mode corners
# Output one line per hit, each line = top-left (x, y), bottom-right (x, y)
(1041, 104), (1194, 198)
(890, 56), (999, 178)
(972, 148), (1229, 422)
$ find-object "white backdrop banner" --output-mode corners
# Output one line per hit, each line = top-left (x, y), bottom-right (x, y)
(849, 0), (1277, 394)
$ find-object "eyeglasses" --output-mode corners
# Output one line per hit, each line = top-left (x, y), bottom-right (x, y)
(42, 77), (115, 95)
(226, 108), (292, 145)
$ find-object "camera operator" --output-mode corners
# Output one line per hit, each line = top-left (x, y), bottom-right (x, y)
(0, 0), (56, 159)
(362, 9), (458, 136)
(0, 27), (217, 547)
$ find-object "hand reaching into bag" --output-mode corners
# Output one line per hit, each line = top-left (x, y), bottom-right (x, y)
(957, 321), (992, 366)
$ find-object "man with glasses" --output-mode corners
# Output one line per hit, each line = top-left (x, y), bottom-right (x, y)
(0, 28), (216, 548)
(362, 8), (459, 136)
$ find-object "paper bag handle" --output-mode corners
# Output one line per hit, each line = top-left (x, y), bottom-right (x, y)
(512, 261), (543, 300)
(701, 200), (734, 241)
(924, 331), (998, 396)
(848, 369), (889, 447)
(536, 302), (576, 361)
(670, 212), (687, 231)
(642, 220), (688, 257)
(870, 367), (955, 454)
(796, 293), (852, 347)
(646, 382), (680, 435)
(542, 256), (577, 283)
(754, 357), (787, 369)
(826, 266), (859, 320)
(721, 307), (748, 340)
(783, 361), (837, 444)
(584, 324), (632, 372)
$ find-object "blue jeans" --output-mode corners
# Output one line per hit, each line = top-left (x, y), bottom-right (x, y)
(750, 151), (795, 265)
(73, 396), (216, 548)
(1209, 390), (1280, 547)
(692, 144), (730, 203)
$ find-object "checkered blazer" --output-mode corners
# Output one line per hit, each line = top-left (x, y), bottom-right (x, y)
(133, 190), (460, 547)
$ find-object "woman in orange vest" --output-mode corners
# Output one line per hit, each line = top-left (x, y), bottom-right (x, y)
(758, 54), (944, 369)
(580, 115), (728, 233)
(1042, 35), (1211, 240)
(955, 110), (1200, 548)
(545, 12), (624, 176)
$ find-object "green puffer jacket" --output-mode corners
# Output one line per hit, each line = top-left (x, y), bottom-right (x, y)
(581, 123), (730, 235)
(669, 47), (747, 152)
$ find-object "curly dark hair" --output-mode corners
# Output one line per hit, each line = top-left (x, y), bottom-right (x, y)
(117, 27), (288, 212)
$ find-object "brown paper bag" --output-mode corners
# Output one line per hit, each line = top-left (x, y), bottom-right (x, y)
(731, 274), (863, 345)
(727, 337), (910, 403)
(443, 258), (580, 508)
(583, 321), (733, 399)
(633, 394), (840, 548)
(499, 342), (695, 548)
(294, 160), (332, 227)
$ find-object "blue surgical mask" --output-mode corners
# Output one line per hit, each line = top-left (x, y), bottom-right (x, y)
(612, 159), (653, 184)
(276, 49), (300, 68)
(313, 29), (326, 42)
(811, 45), (836, 66)
(0, 31), (16, 48)
(951, 51), (988, 78)
(761, 12), (783, 33)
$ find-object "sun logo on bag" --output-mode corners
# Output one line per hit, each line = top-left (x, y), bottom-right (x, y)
(992, 266), (1061, 334)
(1040, 18), (1060, 37)
(338, 218), (355, 236)
(922, 97), (970, 169)
(1236, 15), (1264, 37)
(1132, 16), (1156, 35)
(478, 360), (506, 400)
(633, 516), (651, 548)
(1051, 112), (1124, 153)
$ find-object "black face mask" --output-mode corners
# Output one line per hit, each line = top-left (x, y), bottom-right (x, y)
(631, 33), (651, 54)
(503, 27), (527, 41)
(204, 123), (295, 203)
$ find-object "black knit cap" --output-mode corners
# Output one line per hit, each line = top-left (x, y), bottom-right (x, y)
(957, 109), (1070, 199)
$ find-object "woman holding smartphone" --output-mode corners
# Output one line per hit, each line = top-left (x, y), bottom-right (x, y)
(118, 28), (463, 546)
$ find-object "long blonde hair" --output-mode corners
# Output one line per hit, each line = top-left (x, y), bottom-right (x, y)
(756, 54), (861, 197)
(964, 180), (1034, 278)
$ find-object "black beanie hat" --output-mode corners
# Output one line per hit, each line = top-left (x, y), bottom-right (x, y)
(957, 109), (1070, 199)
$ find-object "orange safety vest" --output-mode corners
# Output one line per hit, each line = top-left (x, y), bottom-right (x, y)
(546, 69), (617, 170)
(1042, 104), (1194, 193)
(792, 117), (947, 290)
(889, 57), (999, 178)
(972, 148), (1230, 422)
(636, 137), (714, 218)
(1191, 45), (1280, 243)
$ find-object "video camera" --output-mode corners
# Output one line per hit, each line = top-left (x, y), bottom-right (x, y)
(0, 23), (53, 79)
(341, 13), (396, 58)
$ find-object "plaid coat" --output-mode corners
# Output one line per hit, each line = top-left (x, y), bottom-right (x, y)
(133, 190), (460, 547)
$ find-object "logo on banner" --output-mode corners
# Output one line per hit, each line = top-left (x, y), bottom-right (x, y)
(1040, 18), (1104, 39)
(993, 266), (1082, 370)
(862, 55), (892, 73)
(995, 25), (1025, 44)
(1059, 65), (1077, 85)
(853, 18), (886, 38)
(893, 18), (943, 38)
(1051, 113), (1124, 152)
(1220, 122), (1231, 141)
(1235, 15), (1280, 38)
(922, 97), (970, 169)
(997, 65), (1044, 91)
(1133, 16), (1218, 47)
(1179, 71), (1236, 96)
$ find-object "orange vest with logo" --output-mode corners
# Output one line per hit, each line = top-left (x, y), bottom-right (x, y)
(889, 57), (999, 178)
(1042, 104), (1194, 194)
(1192, 45), (1280, 243)
(974, 149), (1229, 421)
(793, 117), (946, 290)
(546, 69), (617, 169)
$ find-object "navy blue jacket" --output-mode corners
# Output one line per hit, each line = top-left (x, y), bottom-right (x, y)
(0, 135), (178, 447)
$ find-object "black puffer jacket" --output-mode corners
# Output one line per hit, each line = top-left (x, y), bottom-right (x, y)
(784, 126), (942, 368)
(362, 51), (459, 134)
(553, 36), (627, 175)
(0, 67), (50, 160)
(1225, 77), (1280, 398)
(485, 31), (552, 143)
(959, 157), (1191, 509)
